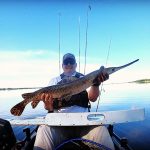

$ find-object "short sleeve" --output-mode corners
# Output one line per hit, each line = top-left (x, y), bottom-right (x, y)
(48, 76), (61, 86)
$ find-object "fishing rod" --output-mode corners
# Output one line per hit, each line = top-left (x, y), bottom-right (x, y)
(78, 16), (81, 72)
(106, 38), (112, 66)
(58, 12), (61, 74)
(84, 5), (91, 74)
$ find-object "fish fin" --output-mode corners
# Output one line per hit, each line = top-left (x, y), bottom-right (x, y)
(64, 96), (72, 101)
(22, 92), (34, 99)
(58, 76), (77, 85)
(60, 92), (72, 101)
(31, 100), (40, 109)
(10, 100), (26, 116)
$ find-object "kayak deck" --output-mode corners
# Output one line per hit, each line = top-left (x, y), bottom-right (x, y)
(9, 108), (145, 126)
(1, 108), (144, 150)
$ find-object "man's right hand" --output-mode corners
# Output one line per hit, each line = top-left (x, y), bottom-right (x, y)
(41, 93), (54, 111)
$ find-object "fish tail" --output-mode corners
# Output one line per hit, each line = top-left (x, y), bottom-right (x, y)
(31, 100), (40, 109)
(10, 101), (26, 116)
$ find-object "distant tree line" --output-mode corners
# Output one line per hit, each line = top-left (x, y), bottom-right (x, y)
(132, 79), (150, 84)
(0, 87), (42, 91)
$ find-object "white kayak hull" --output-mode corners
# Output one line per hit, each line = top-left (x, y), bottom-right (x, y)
(9, 108), (145, 126)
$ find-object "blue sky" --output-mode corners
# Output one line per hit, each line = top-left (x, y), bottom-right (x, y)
(0, 0), (149, 87)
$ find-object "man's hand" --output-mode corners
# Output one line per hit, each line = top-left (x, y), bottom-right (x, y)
(93, 66), (109, 86)
(41, 93), (54, 111)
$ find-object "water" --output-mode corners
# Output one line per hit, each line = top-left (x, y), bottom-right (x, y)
(0, 83), (150, 149)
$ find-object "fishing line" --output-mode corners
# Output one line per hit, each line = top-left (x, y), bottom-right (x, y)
(58, 12), (61, 74)
(95, 85), (103, 112)
(84, 5), (91, 74)
(96, 38), (112, 112)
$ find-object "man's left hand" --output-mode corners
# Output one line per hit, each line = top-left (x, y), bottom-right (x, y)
(93, 66), (109, 86)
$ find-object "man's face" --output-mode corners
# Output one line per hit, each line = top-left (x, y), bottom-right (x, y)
(62, 58), (77, 73)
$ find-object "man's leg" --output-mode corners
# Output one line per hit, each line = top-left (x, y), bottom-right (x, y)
(80, 126), (115, 150)
(34, 125), (67, 150)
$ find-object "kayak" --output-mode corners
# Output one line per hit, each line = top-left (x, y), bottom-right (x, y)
(0, 108), (144, 150)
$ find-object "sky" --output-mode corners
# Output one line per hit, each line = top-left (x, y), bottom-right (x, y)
(0, 0), (150, 88)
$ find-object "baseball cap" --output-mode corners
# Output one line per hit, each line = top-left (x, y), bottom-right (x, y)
(62, 53), (76, 65)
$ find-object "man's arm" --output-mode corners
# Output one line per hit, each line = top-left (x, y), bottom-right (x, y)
(88, 86), (100, 102)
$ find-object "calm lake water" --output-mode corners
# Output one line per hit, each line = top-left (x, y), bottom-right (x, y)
(0, 83), (150, 150)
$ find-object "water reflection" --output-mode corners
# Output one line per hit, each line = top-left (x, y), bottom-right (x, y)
(0, 83), (150, 149)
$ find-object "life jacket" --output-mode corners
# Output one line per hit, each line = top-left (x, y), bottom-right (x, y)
(53, 72), (90, 111)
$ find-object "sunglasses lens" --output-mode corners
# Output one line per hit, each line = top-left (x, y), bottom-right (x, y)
(63, 58), (75, 65)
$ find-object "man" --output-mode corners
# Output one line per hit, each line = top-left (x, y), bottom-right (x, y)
(34, 53), (115, 150)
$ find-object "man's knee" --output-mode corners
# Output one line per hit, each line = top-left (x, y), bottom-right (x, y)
(38, 125), (50, 132)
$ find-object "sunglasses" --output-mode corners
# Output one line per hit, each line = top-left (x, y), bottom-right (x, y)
(63, 58), (76, 65)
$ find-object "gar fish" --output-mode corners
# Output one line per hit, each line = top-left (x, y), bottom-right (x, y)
(10, 59), (139, 116)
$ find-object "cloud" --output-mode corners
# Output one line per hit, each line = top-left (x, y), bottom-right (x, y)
(0, 50), (61, 87)
(0, 50), (149, 88)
